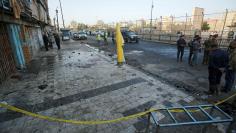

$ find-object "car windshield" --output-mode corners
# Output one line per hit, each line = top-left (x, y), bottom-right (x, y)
(79, 32), (85, 34)
(63, 32), (70, 36)
(128, 32), (136, 35)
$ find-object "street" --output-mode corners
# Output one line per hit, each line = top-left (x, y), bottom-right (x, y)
(85, 36), (209, 98)
(1, 39), (234, 133)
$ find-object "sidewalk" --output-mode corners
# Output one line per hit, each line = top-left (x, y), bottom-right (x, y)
(0, 41), (226, 133)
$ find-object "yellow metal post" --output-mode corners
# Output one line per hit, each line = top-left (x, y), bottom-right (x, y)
(115, 23), (125, 65)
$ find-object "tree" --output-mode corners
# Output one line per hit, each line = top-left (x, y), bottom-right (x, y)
(201, 21), (210, 31)
(77, 23), (88, 30)
(70, 20), (78, 29)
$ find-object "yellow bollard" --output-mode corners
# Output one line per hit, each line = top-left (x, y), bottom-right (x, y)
(115, 23), (125, 65)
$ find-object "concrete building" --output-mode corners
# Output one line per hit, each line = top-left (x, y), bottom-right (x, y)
(205, 11), (236, 37)
(0, 0), (51, 83)
(192, 7), (204, 30)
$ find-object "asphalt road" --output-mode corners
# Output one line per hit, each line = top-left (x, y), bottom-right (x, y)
(70, 36), (212, 99)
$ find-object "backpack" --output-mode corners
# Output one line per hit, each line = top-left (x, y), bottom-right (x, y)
(188, 40), (193, 47)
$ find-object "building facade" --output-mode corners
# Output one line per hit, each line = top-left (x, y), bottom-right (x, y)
(0, 0), (51, 83)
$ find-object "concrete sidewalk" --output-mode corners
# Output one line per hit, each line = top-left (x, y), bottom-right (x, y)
(0, 42), (227, 133)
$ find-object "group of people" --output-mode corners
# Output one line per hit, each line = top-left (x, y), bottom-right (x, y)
(177, 34), (236, 95)
(42, 31), (61, 51)
(177, 34), (203, 66)
(96, 32), (109, 45)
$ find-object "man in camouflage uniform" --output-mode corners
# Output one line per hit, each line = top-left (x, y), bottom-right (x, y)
(202, 35), (213, 65)
(222, 36), (236, 92)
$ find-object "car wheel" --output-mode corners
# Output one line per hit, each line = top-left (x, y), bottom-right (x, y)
(136, 39), (139, 43)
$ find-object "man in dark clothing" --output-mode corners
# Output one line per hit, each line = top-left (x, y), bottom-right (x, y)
(43, 33), (49, 51)
(53, 33), (61, 50)
(208, 44), (229, 95)
(112, 32), (115, 44)
(177, 35), (186, 62)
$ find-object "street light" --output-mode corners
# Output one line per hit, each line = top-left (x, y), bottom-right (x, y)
(149, 0), (154, 40)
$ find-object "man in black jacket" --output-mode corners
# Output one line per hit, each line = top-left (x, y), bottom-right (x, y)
(53, 33), (61, 50)
(177, 35), (186, 62)
(208, 44), (229, 95)
(42, 32), (49, 51)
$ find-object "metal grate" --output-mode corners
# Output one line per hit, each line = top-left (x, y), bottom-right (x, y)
(146, 104), (233, 133)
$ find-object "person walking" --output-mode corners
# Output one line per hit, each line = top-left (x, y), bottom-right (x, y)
(48, 32), (54, 49)
(53, 32), (61, 50)
(96, 33), (101, 45)
(42, 32), (49, 51)
(222, 36), (236, 92)
(192, 36), (202, 66)
(176, 35), (186, 62)
(202, 35), (213, 65)
(208, 44), (229, 95)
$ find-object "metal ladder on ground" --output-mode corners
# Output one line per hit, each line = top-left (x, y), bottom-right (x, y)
(146, 104), (233, 133)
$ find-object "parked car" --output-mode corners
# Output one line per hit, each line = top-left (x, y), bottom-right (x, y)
(73, 32), (87, 40)
(121, 31), (139, 43)
(61, 29), (71, 41)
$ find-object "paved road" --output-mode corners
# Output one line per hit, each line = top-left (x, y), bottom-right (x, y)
(83, 36), (209, 99)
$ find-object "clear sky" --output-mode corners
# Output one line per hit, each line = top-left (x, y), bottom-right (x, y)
(48, 0), (236, 26)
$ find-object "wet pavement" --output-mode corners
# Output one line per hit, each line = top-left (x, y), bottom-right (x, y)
(85, 36), (236, 99)
(0, 40), (234, 133)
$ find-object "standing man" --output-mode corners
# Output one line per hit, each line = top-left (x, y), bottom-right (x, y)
(112, 32), (115, 44)
(208, 44), (229, 95)
(96, 33), (101, 45)
(104, 31), (108, 45)
(43, 32), (49, 51)
(48, 31), (54, 48)
(202, 35), (213, 65)
(188, 36), (195, 66)
(53, 32), (61, 50)
(192, 36), (202, 66)
(222, 36), (236, 92)
(176, 35), (186, 62)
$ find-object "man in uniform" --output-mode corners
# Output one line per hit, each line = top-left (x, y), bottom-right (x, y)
(202, 35), (213, 65)
(222, 36), (236, 92)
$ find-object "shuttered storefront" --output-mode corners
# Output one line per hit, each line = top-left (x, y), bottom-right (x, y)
(0, 23), (16, 84)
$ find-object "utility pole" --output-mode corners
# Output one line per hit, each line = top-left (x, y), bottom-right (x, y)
(53, 17), (56, 31)
(220, 9), (228, 44)
(214, 19), (218, 31)
(170, 15), (173, 34)
(184, 13), (188, 35)
(149, 0), (154, 40)
(59, 0), (65, 28)
(56, 9), (60, 32)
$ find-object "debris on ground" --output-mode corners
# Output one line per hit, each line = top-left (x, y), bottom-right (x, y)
(10, 74), (22, 80)
(38, 84), (48, 90)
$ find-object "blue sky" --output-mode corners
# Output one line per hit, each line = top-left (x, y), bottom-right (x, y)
(48, 0), (236, 25)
